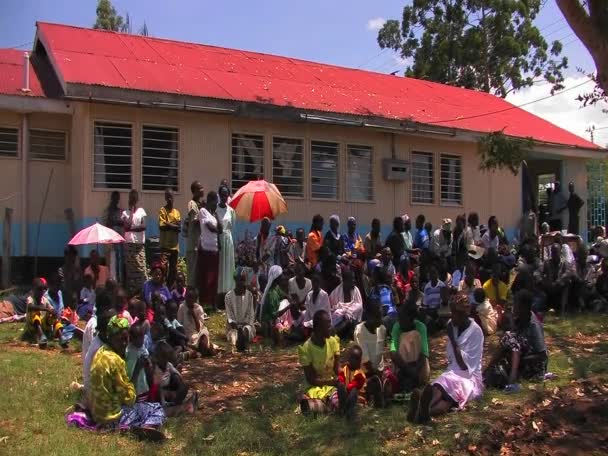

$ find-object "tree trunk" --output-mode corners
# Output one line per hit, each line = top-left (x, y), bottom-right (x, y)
(556, 0), (608, 94)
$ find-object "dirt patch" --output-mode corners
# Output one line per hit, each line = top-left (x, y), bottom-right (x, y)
(476, 379), (608, 455)
(181, 349), (299, 417)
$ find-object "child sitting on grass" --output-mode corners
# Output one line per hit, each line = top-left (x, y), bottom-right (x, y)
(225, 269), (256, 352)
(171, 272), (187, 307)
(25, 277), (51, 347)
(164, 300), (189, 351)
(338, 345), (367, 409)
(177, 287), (214, 356)
(126, 320), (153, 400)
(78, 274), (96, 320)
(151, 340), (198, 416)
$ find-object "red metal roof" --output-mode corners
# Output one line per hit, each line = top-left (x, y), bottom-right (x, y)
(0, 48), (45, 97)
(36, 22), (597, 149)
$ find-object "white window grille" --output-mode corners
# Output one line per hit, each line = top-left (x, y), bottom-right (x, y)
(232, 133), (264, 192)
(272, 137), (304, 198)
(93, 122), (132, 189)
(311, 141), (339, 199)
(142, 125), (179, 191)
(440, 154), (462, 205)
(347, 144), (373, 201)
(411, 151), (434, 204)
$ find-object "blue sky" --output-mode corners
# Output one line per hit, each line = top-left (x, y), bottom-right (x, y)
(0, 0), (595, 75)
(0, 0), (605, 142)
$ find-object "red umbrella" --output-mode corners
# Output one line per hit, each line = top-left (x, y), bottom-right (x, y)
(229, 179), (288, 222)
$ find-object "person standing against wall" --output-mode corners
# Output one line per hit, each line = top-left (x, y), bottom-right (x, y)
(216, 184), (236, 309)
(549, 181), (566, 232)
(567, 182), (584, 235)
(122, 190), (148, 296)
(197, 191), (222, 308)
(159, 189), (181, 288)
(184, 181), (204, 287)
(102, 191), (124, 283)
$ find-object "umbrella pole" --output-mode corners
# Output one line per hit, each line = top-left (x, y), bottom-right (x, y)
(33, 168), (54, 277)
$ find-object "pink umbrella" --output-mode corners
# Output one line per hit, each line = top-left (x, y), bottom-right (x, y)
(68, 222), (125, 245)
(229, 179), (288, 222)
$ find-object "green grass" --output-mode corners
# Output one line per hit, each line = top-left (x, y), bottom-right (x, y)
(0, 313), (607, 456)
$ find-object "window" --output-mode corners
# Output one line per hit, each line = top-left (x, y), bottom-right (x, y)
(29, 129), (66, 160)
(232, 133), (264, 192)
(311, 141), (339, 199)
(440, 154), (462, 205)
(346, 144), (373, 201)
(142, 125), (179, 191)
(272, 137), (304, 198)
(411, 151), (434, 204)
(93, 122), (132, 189)
(0, 127), (18, 158)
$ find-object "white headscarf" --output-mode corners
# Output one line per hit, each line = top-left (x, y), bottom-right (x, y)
(258, 265), (283, 320)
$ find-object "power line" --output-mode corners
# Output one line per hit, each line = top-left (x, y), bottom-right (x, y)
(539, 17), (566, 33)
(1, 40), (33, 49)
(427, 78), (594, 124)
(356, 48), (388, 69)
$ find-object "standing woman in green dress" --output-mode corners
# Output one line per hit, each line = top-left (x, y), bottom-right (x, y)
(216, 185), (236, 309)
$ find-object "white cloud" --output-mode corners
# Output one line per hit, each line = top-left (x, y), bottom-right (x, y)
(367, 17), (386, 32)
(506, 76), (608, 145)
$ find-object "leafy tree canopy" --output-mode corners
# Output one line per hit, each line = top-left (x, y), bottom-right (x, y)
(93, 0), (124, 32)
(378, 0), (567, 97)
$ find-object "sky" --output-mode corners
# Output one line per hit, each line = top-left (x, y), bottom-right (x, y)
(0, 0), (605, 143)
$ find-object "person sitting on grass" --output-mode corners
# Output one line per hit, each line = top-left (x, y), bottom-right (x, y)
(129, 299), (153, 353)
(330, 269), (363, 339)
(25, 277), (50, 347)
(368, 266), (398, 333)
(408, 293), (484, 424)
(177, 287), (214, 356)
(150, 340), (198, 416)
(260, 265), (293, 344)
(337, 344), (366, 409)
(143, 266), (172, 308)
(89, 315), (166, 440)
(298, 310), (353, 417)
(126, 320), (153, 400)
(484, 290), (548, 392)
(390, 302), (430, 394)
(483, 263), (508, 311)
(164, 300), (189, 352)
(420, 266), (446, 332)
(288, 263), (312, 319)
(78, 274), (96, 320)
(113, 287), (133, 325)
(291, 272), (331, 341)
(225, 268), (256, 352)
(471, 288), (498, 336)
(354, 299), (396, 407)
(171, 271), (188, 307)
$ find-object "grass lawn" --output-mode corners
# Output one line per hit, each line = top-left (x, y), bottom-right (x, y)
(0, 312), (607, 455)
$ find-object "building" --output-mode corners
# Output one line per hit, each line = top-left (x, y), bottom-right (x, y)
(0, 22), (604, 276)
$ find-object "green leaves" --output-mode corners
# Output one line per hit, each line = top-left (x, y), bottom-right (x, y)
(378, 0), (567, 97)
(478, 130), (534, 175)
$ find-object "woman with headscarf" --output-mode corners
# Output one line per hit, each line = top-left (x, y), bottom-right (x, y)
(323, 215), (345, 260)
(216, 185), (236, 306)
(306, 215), (324, 268)
(88, 315), (165, 438)
(408, 293), (484, 423)
(121, 190), (148, 295)
(259, 265), (292, 343)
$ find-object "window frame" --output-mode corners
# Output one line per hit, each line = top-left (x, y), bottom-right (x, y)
(345, 143), (374, 203)
(439, 153), (463, 207)
(271, 135), (305, 200)
(28, 128), (68, 162)
(0, 126), (20, 160)
(140, 123), (181, 193)
(91, 120), (134, 191)
(231, 131), (266, 193)
(310, 139), (341, 202)
(410, 150), (436, 206)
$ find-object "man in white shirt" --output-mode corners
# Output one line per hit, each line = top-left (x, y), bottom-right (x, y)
(432, 218), (453, 259)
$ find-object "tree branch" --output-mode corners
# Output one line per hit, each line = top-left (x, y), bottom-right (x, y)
(556, 0), (602, 53)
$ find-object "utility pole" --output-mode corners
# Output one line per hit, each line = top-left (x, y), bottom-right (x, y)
(586, 125), (596, 143)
